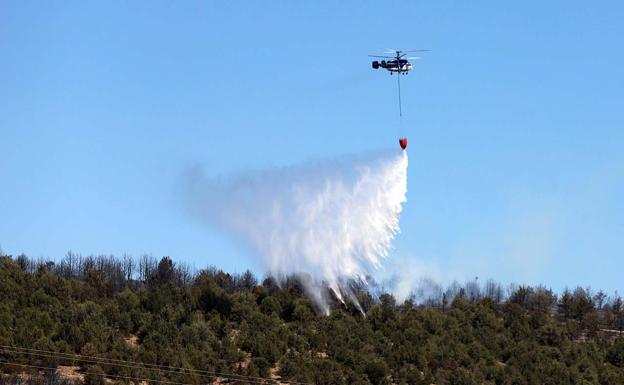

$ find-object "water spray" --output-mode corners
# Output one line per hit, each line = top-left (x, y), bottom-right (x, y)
(185, 150), (408, 314)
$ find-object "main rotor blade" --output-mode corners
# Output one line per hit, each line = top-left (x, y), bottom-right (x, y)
(399, 51), (429, 58)
(368, 55), (394, 58)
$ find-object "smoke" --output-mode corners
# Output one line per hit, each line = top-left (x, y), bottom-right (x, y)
(184, 150), (408, 314)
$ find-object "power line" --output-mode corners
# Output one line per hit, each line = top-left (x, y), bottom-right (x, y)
(0, 349), (284, 385)
(0, 347), (232, 382)
(0, 345), (310, 385)
(0, 345), (298, 383)
(0, 360), (272, 385)
(0, 346), (233, 380)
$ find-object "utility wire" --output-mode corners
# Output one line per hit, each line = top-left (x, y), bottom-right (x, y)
(0, 347), (237, 382)
(0, 346), (240, 381)
(0, 358), (274, 385)
(0, 345), (307, 384)
(0, 345), (311, 385)
(0, 360), (275, 385)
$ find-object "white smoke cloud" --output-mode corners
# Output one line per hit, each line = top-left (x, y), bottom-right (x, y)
(184, 150), (408, 314)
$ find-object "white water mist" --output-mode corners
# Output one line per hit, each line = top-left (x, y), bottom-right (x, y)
(185, 150), (408, 314)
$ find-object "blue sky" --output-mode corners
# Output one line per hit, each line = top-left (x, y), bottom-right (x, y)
(1, 1), (622, 294)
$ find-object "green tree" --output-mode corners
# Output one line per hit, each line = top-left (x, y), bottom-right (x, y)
(607, 339), (624, 368)
(84, 365), (105, 385)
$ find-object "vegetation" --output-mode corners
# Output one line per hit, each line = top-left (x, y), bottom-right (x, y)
(1, 252), (623, 385)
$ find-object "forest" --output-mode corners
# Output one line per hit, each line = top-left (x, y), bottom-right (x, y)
(1, 252), (623, 385)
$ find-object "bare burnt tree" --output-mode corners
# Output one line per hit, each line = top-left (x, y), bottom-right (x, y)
(465, 277), (481, 302)
(16, 254), (30, 272)
(104, 255), (126, 292)
(483, 279), (497, 300)
(122, 253), (135, 281)
(411, 277), (443, 308)
(80, 255), (96, 279)
(55, 251), (80, 278)
(444, 281), (462, 303)
(138, 254), (157, 282)
(175, 261), (195, 286)
(483, 279), (505, 303)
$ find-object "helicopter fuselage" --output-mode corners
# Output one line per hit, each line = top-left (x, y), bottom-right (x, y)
(371, 59), (413, 73)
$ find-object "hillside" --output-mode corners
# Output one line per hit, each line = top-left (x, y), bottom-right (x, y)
(1, 254), (623, 385)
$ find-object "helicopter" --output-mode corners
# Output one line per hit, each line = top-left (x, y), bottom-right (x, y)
(369, 49), (429, 150)
(369, 49), (428, 75)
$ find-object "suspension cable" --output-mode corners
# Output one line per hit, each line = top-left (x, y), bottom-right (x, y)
(397, 69), (402, 118)
(397, 70), (404, 137)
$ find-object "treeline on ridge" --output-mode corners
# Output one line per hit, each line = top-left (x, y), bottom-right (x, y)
(1, 252), (624, 385)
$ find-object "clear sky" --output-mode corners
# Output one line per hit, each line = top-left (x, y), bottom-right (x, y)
(1, 1), (622, 294)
